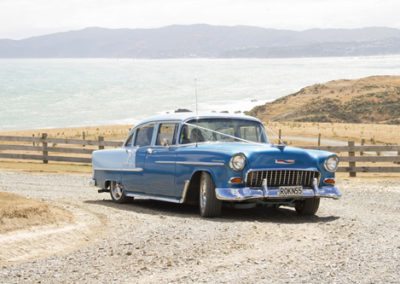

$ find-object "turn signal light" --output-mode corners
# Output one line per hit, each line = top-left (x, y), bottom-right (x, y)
(324, 178), (335, 185)
(230, 177), (243, 184)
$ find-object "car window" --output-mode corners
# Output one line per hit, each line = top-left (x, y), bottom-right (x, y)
(134, 124), (154, 147)
(156, 123), (177, 146)
(180, 118), (267, 144)
(240, 126), (260, 142)
(215, 127), (235, 141)
(124, 132), (135, 147)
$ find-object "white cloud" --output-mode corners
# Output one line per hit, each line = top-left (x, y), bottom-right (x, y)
(0, 0), (399, 39)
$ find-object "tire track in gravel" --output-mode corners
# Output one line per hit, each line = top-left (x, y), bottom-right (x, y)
(0, 202), (107, 264)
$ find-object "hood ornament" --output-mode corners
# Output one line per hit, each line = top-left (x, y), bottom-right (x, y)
(275, 159), (295, 165)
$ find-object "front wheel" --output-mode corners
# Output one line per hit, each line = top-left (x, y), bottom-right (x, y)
(199, 172), (222, 218)
(295, 198), (320, 215)
(110, 181), (132, 203)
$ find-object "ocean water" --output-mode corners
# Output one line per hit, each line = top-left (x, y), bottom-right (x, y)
(1, 56), (400, 130)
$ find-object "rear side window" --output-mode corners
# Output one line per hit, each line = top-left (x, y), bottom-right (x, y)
(134, 124), (154, 147)
(156, 123), (177, 146)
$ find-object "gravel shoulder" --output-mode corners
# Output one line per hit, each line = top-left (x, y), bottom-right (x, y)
(0, 171), (399, 283)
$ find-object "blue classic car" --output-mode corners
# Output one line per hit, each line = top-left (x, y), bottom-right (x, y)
(91, 113), (341, 217)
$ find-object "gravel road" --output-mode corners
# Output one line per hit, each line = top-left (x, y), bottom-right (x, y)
(0, 171), (399, 283)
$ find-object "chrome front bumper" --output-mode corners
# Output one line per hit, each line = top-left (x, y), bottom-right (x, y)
(215, 185), (341, 201)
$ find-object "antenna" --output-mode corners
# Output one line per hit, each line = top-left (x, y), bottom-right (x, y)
(194, 78), (198, 115)
(194, 78), (199, 147)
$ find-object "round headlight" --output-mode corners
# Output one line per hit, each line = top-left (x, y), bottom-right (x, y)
(324, 156), (339, 172)
(229, 154), (246, 171)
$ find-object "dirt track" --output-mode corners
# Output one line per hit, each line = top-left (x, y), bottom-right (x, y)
(0, 171), (399, 283)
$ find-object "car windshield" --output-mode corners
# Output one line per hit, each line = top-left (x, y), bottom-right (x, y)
(179, 118), (267, 144)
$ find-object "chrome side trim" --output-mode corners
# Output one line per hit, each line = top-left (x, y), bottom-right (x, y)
(154, 161), (176, 164)
(125, 180), (190, 204)
(180, 180), (190, 203)
(155, 161), (225, 166)
(94, 167), (143, 172)
(177, 161), (225, 166)
(125, 192), (181, 203)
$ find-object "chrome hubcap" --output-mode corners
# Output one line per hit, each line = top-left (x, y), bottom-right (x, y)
(111, 182), (123, 200)
(200, 179), (207, 209)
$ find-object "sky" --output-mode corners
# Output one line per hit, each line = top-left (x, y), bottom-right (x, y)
(0, 0), (399, 39)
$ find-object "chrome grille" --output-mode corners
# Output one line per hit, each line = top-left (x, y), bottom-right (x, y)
(246, 170), (320, 188)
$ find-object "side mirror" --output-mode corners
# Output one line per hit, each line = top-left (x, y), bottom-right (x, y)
(161, 138), (170, 147)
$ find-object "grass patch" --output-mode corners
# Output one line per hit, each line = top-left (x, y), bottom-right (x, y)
(0, 192), (72, 233)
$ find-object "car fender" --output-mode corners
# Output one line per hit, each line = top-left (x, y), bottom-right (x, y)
(188, 167), (224, 188)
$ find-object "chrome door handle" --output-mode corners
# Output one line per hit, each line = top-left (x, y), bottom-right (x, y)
(147, 148), (153, 154)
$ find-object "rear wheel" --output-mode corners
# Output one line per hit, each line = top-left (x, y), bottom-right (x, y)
(295, 198), (320, 215)
(110, 181), (131, 203)
(199, 172), (222, 218)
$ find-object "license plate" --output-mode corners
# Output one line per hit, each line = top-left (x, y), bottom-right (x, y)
(278, 186), (303, 196)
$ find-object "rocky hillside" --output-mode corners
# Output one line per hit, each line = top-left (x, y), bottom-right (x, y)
(248, 76), (400, 124)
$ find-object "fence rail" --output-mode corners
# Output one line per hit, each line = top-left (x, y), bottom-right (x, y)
(0, 134), (399, 176)
(0, 134), (121, 165)
(302, 145), (400, 152)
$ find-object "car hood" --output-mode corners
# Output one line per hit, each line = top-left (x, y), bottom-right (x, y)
(182, 142), (333, 170)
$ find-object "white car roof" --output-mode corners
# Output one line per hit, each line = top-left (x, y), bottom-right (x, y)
(135, 112), (261, 126)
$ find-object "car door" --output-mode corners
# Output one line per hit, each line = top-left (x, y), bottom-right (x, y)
(143, 123), (179, 197)
(122, 123), (155, 193)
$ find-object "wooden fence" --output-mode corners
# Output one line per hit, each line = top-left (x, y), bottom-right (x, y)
(0, 135), (399, 176)
(0, 134), (122, 164)
(303, 141), (400, 176)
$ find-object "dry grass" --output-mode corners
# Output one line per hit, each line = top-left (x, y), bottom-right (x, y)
(249, 75), (400, 124)
(0, 160), (91, 174)
(267, 121), (400, 145)
(0, 192), (72, 233)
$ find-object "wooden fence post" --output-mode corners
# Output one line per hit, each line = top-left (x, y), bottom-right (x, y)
(360, 138), (365, 156)
(397, 150), (400, 165)
(278, 129), (282, 143)
(82, 131), (86, 148)
(318, 133), (321, 147)
(348, 141), (356, 177)
(42, 133), (48, 164)
(98, 136), (104, 150)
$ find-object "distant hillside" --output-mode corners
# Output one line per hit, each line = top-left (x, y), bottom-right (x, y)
(248, 76), (400, 124)
(1, 25), (400, 58)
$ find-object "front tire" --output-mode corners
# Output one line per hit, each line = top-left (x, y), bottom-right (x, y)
(295, 198), (320, 215)
(110, 181), (131, 203)
(199, 172), (222, 218)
